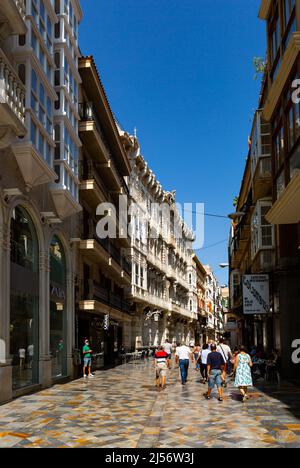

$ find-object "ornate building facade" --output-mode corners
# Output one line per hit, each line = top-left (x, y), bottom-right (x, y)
(0, 0), (82, 404)
(76, 55), (132, 369)
(120, 133), (198, 349)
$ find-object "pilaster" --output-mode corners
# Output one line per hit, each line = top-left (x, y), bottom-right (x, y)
(39, 250), (51, 388)
(0, 217), (12, 402)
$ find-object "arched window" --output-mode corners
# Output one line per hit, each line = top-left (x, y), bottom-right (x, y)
(10, 206), (39, 390)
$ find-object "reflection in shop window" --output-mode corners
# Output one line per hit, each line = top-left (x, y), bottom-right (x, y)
(50, 236), (67, 379)
(10, 206), (39, 391)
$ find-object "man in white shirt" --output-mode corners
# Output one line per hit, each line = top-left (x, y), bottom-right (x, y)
(175, 342), (194, 386)
(217, 339), (232, 387)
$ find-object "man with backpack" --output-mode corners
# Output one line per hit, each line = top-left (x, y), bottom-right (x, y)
(217, 339), (232, 388)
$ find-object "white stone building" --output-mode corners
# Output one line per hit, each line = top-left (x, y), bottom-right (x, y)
(0, 0), (82, 404)
(121, 133), (198, 349)
(204, 265), (225, 341)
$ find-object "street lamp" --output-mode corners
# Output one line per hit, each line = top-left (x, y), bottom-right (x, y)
(145, 309), (162, 322)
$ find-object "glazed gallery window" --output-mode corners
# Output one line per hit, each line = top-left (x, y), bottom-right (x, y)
(283, 0), (296, 51)
(273, 72), (300, 198)
(269, 8), (281, 81)
(31, 0), (54, 53)
(251, 202), (275, 259)
(268, 0), (297, 81)
(10, 206), (39, 391)
(50, 236), (67, 379)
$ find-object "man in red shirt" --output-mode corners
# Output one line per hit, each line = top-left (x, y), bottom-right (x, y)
(154, 346), (169, 389)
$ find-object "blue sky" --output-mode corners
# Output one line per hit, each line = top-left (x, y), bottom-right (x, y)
(79, 0), (266, 285)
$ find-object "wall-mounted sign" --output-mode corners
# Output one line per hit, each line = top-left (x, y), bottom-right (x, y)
(243, 275), (270, 315)
(103, 315), (110, 331)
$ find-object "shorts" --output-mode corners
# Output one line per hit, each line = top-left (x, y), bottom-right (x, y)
(84, 358), (92, 367)
(156, 363), (168, 378)
(208, 369), (223, 390)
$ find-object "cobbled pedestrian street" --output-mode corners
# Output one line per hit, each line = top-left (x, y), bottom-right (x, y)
(0, 361), (299, 448)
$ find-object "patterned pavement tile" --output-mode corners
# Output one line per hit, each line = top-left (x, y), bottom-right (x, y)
(0, 361), (299, 448)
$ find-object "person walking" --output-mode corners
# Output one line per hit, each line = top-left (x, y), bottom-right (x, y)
(154, 346), (169, 389)
(230, 347), (239, 378)
(199, 343), (210, 384)
(234, 345), (253, 402)
(194, 343), (201, 370)
(175, 342), (194, 386)
(204, 344), (225, 402)
(217, 339), (232, 388)
(82, 339), (94, 379)
(163, 340), (173, 369)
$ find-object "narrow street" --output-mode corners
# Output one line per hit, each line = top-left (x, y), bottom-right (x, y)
(0, 361), (299, 449)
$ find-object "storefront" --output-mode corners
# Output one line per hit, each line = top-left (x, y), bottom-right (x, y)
(77, 312), (123, 370)
(10, 206), (39, 391)
(50, 236), (67, 380)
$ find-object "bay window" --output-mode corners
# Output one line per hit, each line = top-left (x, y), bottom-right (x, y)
(268, 0), (297, 81)
(251, 201), (274, 259)
(272, 70), (300, 198)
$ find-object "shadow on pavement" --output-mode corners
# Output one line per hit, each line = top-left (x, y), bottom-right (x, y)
(256, 381), (300, 421)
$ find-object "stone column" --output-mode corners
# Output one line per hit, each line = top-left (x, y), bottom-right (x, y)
(123, 319), (132, 349)
(0, 220), (12, 403)
(66, 267), (76, 379)
(39, 250), (52, 388)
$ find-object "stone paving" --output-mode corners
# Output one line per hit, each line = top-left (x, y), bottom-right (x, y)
(0, 360), (299, 448)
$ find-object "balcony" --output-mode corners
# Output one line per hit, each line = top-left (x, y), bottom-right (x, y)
(149, 293), (171, 312)
(177, 275), (190, 292)
(171, 302), (193, 320)
(80, 161), (107, 207)
(166, 235), (176, 249)
(80, 280), (132, 315)
(266, 171), (300, 224)
(0, 50), (26, 146)
(79, 57), (131, 177)
(128, 284), (149, 304)
(79, 102), (123, 189)
(50, 185), (82, 219)
(166, 265), (177, 282)
(80, 223), (131, 283)
(0, 0), (26, 39)
(148, 251), (166, 274)
(13, 143), (57, 190)
(79, 102), (110, 163)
